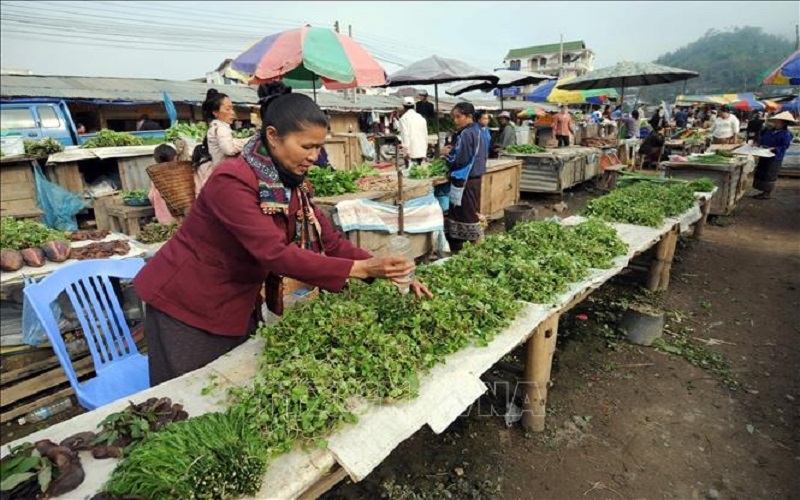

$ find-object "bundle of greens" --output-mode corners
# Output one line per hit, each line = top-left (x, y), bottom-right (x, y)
(307, 166), (379, 197)
(0, 217), (67, 251)
(164, 122), (208, 142)
(688, 153), (733, 164)
(505, 144), (546, 154)
(137, 222), (181, 244)
(81, 130), (144, 148)
(408, 158), (448, 179)
(103, 410), (267, 500)
(583, 181), (700, 227)
(23, 137), (65, 156)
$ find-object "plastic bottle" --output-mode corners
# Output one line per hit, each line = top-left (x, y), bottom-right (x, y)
(18, 397), (73, 425)
(388, 235), (415, 295)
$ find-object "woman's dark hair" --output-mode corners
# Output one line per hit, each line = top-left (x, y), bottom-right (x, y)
(202, 88), (229, 122)
(452, 102), (475, 118)
(154, 143), (177, 163)
(474, 110), (490, 121)
(257, 81), (328, 137)
(632, 110), (640, 119)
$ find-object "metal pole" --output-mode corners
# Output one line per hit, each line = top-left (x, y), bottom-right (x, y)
(396, 136), (404, 235)
(312, 78), (317, 103)
(434, 83), (440, 156)
(500, 88), (505, 111)
(558, 34), (564, 79)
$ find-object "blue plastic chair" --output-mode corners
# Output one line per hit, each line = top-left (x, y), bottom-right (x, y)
(23, 258), (150, 410)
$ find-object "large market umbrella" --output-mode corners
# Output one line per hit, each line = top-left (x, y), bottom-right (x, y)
(230, 25), (387, 101)
(526, 76), (618, 105)
(761, 50), (800, 86)
(444, 69), (554, 110)
(558, 61), (699, 113)
(731, 93), (764, 112)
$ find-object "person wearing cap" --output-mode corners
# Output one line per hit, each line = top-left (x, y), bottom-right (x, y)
(709, 105), (740, 144)
(398, 96), (429, 167)
(415, 89), (436, 121)
(752, 111), (795, 200)
(492, 110), (517, 156)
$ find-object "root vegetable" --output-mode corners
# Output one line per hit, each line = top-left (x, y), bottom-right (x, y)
(42, 240), (71, 262)
(20, 247), (46, 267)
(1, 249), (24, 271)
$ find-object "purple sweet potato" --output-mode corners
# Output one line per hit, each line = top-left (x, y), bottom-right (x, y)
(42, 239), (71, 262)
(20, 247), (46, 267)
(0, 249), (24, 271)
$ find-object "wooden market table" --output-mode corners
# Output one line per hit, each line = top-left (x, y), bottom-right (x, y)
(499, 146), (603, 195)
(431, 158), (523, 220)
(314, 176), (436, 261)
(2, 191), (714, 500)
(658, 153), (754, 216)
(106, 203), (156, 237)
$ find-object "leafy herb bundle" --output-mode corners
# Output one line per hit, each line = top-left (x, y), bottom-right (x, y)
(23, 137), (65, 156)
(408, 158), (447, 179)
(81, 130), (144, 149)
(1, 217), (68, 250)
(307, 166), (379, 197)
(583, 181), (703, 227)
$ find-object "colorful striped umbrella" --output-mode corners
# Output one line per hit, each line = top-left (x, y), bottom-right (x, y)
(525, 77), (618, 105)
(230, 25), (386, 97)
(761, 50), (800, 86)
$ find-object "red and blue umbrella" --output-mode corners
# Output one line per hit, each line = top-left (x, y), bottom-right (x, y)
(761, 50), (800, 86)
(231, 25), (386, 94)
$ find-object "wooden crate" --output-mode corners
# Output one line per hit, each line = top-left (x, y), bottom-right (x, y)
(480, 160), (522, 220)
(659, 157), (752, 216)
(0, 160), (42, 220)
(326, 134), (364, 170)
(44, 161), (85, 193)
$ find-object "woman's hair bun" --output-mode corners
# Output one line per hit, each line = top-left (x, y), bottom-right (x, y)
(206, 88), (219, 100)
(257, 81), (292, 103)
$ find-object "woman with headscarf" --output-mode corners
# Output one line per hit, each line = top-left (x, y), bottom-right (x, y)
(193, 89), (250, 194)
(134, 82), (433, 385)
(752, 111), (795, 200)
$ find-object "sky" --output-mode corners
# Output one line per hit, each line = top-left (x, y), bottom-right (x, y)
(0, 0), (798, 82)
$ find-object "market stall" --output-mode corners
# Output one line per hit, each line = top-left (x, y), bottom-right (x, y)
(430, 158), (523, 220)
(499, 146), (602, 194)
(658, 152), (754, 216)
(2, 188), (715, 499)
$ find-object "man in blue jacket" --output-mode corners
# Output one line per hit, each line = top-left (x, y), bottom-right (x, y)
(441, 102), (488, 254)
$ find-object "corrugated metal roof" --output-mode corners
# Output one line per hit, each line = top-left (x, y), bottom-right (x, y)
(505, 41), (586, 59)
(0, 75), (404, 112)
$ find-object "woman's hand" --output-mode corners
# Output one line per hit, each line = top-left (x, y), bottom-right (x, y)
(441, 145), (452, 157)
(350, 256), (415, 280)
(409, 279), (434, 299)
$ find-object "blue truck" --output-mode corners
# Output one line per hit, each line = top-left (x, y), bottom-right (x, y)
(0, 100), (165, 146)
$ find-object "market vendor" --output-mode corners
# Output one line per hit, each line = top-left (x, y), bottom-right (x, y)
(134, 82), (433, 385)
(709, 105), (740, 145)
(492, 111), (517, 156)
(441, 102), (488, 254)
(752, 111), (795, 200)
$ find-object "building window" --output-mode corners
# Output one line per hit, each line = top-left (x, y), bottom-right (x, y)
(510, 59), (521, 70)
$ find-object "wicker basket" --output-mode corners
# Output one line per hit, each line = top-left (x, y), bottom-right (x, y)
(146, 161), (196, 217)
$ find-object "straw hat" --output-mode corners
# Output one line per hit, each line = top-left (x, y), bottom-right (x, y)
(768, 111), (796, 123)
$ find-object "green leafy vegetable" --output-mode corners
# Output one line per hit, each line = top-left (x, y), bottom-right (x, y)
(408, 158), (447, 179)
(583, 181), (701, 227)
(121, 189), (149, 202)
(81, 130), (144, 148)
(0, 217), (68, 250)
(505, 144), (546, 154)
(165, 122), (208, 142)
(137, 222), (180, 244)
(23, 138), (64, 156)
(307, 166), (379, 197)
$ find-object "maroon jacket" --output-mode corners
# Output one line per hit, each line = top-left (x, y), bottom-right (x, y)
(134, 156), (372, 336)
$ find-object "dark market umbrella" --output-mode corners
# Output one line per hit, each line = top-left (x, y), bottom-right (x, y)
(384, 55), (499, 138)
(444, 69), (554, 110)
(558, 61), (699, 113)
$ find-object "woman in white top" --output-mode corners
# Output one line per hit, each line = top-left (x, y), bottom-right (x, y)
(709, 105), (740, 145)
(194, 89), (249, 194)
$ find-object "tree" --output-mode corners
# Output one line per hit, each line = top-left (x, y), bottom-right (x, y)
(642, 26), (794, 103)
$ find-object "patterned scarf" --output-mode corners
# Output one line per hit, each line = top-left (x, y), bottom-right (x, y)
(242, 137), (324, 253)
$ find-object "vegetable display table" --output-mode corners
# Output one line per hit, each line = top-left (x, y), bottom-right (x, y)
(658, 155), (754, 216)
(499, 146), (602, 194)
(1, 192), (715, 500)
(431, 159), (523, 221)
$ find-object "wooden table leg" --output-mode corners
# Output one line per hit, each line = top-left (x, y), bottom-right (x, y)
(647, 226), (679, 291)
(522, 314), (560, 432)
(127, 216), (141, 238)
(693, 198), (710, 239)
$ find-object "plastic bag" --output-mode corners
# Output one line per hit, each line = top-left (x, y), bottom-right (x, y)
(33, 163), (85, 231)
(22, 275), (63, 346)
(357, 133), (375, 161)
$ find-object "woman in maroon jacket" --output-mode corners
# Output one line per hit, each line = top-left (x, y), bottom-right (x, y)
(135, 82), (432, 385)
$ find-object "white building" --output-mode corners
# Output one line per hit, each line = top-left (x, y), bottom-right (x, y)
(502, 40), (596, 100)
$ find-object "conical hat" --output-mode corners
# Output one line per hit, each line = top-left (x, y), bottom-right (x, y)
(768, 111), (797, 123)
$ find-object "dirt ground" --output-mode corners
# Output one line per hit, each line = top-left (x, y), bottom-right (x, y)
(325, 177), (800, 500)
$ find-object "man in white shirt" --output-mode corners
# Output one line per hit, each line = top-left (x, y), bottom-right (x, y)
(710, 105), (740, 144)
(398, 96), (429, 167)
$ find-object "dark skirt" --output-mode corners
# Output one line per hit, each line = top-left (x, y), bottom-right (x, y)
(753, 157), (780, 193)
(446, 177), (483, 253)
(144, 304), (250, 386)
